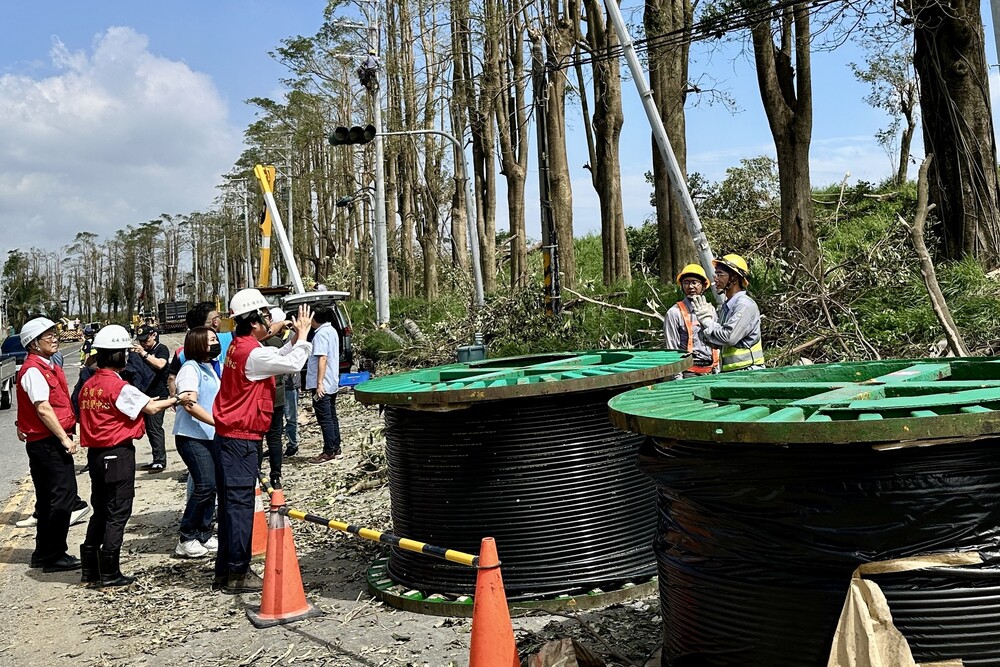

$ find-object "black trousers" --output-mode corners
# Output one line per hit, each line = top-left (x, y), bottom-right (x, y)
(259, 406), (284, 484)
(144, 411), (166, 465)
(212, 436), (258, 577)
(26, 437), (78, 564)
(84, 443), (136, 553)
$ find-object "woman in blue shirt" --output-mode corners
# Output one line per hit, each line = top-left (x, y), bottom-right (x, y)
(172, 327), (221, 559)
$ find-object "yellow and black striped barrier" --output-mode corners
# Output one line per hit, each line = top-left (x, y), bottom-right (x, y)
(258, 474), (479, 568)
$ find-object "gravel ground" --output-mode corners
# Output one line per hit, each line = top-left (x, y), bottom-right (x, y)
(0, 383), (663, 667)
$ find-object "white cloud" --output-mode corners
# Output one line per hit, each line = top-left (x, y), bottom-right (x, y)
(0, 27), (241, 253)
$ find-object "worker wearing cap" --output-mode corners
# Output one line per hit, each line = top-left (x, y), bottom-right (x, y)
(664, 264), (720, 377)
(131, 324), (170, 472)
(15, 317), (81, 573)
(211, 289), (313, 594)
(690, 254), (765, 372)
(78, 325), (187, 587)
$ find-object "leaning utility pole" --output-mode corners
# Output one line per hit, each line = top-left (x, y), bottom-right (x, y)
(603, 0), (719, 300)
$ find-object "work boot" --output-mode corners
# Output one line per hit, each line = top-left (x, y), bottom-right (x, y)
(98, 549), (135, 587)
(223, 570), (264, 594)
(80, 545), (100, 585)
(212, 573), (227, 592)
(43, 554), (82, 573)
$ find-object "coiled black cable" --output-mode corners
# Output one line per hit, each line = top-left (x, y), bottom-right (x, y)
(639, 437), (1000, 666)
(869, 567), (1000, 666)
(383, 389), (657, 598)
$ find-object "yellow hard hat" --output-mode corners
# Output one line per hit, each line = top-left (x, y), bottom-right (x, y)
(712, 254), (750, 284)
(675, 263), (710, 287)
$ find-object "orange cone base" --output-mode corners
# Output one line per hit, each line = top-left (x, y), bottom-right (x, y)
(247, 601), (324, 629)
(248, 489), (325, 629)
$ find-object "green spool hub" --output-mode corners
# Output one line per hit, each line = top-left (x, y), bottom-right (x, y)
(608, 358), (1000, 445)
(355, 350), (692, 409)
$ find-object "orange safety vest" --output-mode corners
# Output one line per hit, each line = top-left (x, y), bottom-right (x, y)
(676, 300), (719, 374)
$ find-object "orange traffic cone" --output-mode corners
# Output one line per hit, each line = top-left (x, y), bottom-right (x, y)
(469, 537), (519, 667)
(247, 489), (324, 628)
(251, 481), (268, 558)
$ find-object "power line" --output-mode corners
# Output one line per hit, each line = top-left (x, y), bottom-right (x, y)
(551, 0), (845, 72)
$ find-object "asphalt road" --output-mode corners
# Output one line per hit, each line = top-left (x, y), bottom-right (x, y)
(0, 342), (83, 503)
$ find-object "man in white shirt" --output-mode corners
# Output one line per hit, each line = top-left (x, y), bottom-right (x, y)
(305, 306), (341, 465)
(15, 317), (81, 572)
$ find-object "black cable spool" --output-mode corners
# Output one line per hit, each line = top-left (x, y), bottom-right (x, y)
(608, 360), (1000, 666)
(354, 350), (692, 599)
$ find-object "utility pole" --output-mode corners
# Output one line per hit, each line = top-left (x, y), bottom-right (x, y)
(363, 1), (390, 327)
(604, 0), (720, 301)
(532, 39), (560, 316)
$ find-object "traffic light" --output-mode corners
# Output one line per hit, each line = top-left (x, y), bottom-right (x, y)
(328, 124), (377, 146)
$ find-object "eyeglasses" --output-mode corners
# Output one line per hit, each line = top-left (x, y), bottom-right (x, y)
(39, 332), (60, 341)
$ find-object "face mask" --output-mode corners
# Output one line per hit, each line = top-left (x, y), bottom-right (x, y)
(209, 343), (222, 359)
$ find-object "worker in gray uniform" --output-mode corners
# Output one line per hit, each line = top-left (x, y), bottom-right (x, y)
(690, 254), (765, 372)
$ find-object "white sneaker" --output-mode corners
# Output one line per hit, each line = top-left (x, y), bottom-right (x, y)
(15, 516), (37, 528)
(70, 505), (91, 526)
(201, 536), (218, 552)
(175, 539), (209, 558)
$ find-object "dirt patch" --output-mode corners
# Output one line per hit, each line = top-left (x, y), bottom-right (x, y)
(0, 393), (662, 667)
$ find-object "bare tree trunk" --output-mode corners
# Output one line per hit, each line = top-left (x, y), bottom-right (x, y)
(398, 156), (416, 298)
(897, 80), (918, 186)
(449, 0), (472, 276)
(495, 0), (531, 288)
(646, 0), (694, 283)
(541, 0), (577, 288)
(750, 3), (819, 270)
(908, 0), (1000, 267)
(582, 0), (630, 285)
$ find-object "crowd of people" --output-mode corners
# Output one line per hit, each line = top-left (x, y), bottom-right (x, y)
(14, 287), (343, 593)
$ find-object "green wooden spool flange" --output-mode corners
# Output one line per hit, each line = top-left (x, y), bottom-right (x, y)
(608, 358), (1000, 445)
(354, 350), (692, 409)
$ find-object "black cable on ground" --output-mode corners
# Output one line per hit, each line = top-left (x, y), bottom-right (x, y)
(383, 389), (658, 599)
(640, 437), (1000, 666)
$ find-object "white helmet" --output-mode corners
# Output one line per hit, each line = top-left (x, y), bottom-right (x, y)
(230, 288), (270, 318)
(92, 325), (133, 350)
(20, 317), (57, 348)
(268, 307), (286, 322)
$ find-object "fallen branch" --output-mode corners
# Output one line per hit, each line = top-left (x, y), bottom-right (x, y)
(563, 287), (664, 322)
(771, 335), (828, 364)
(402, 318), (427, 345)
(899, 154), (971, 357)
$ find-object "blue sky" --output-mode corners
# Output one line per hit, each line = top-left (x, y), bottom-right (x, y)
(1, 1), (997, 258)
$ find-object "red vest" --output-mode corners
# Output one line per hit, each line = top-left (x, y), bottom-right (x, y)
(15, 353), (76, 442)
(214, 335), (274, 440)
(79, 369), (146, 448)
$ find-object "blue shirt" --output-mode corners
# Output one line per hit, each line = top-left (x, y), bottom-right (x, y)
(172, 360), (220, 440)
(305, 323), (339, 393)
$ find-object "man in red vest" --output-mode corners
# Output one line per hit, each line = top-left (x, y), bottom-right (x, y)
(212, 289), (312, 593)
(15, 317), (81, 573)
